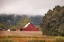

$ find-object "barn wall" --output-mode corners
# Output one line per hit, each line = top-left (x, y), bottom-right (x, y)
(22, 23), (39, 31)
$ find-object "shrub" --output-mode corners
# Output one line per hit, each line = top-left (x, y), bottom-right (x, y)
(55, 36), (64, 42)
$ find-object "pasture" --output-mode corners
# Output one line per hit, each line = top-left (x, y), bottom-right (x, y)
(0, 31), (55, 42)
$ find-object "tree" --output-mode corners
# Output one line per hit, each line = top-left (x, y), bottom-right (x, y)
(40, 5), (64, 36)
(10, 26), (17, 31)
(16, 17), (30, 29)
(0, 22), (7, 30)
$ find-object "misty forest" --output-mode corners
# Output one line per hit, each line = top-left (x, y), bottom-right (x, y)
(0, 14), (42, 31)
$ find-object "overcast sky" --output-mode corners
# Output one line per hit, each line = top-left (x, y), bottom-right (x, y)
(0, 0), (64, 16)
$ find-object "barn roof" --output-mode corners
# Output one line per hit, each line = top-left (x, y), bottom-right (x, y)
(23, 23), (30, 28)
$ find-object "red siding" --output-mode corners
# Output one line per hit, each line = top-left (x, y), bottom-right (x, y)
(22, 23), (39, 31)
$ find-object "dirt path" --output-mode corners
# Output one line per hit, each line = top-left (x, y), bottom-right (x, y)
(0, 31), (42, 36)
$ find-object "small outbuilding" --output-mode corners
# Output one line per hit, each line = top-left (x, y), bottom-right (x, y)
(16, 28), (20, 31)
(22, 23), (39, 31)
(7, 29), (10, 31)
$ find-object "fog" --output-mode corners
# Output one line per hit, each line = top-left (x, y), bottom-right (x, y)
(0, 0), (64, 16)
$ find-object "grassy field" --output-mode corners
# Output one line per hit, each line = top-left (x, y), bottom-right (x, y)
(0, 36), (55, 42)
(0, 31), (55, 42)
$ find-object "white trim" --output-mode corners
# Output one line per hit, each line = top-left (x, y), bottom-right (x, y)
(23, 23), (30, 28)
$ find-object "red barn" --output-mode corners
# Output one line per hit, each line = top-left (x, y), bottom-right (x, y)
(22, 23), (39, 31)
